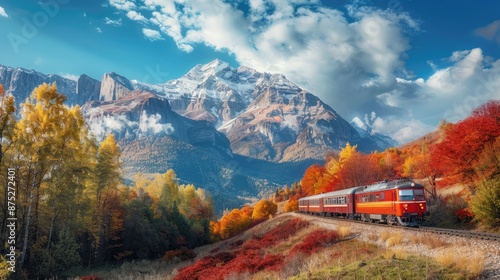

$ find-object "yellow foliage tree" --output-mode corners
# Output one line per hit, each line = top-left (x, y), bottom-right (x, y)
(284, 199), (298, 212)
(252, 199), (277, 220)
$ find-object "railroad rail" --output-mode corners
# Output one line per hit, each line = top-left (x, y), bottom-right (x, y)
(297, 212), (500, 242)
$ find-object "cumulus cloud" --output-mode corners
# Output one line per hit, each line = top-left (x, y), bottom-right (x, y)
(96, 27), (103, 33)
(107, 0), (500, 143)
(105, 17), (122, 26)
(0, 6), (8, 18)
(127, 10), (147, 22)
(87, 111), (175, 141)
(142, 28), (163, 41)
(109, 0), (136, 11)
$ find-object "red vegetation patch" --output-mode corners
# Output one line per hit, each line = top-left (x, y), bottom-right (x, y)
(244, 218), (310, 250)
(174, 218), (309, 279)
(174, 252), (236, 280)
(290, 229), (339, 255)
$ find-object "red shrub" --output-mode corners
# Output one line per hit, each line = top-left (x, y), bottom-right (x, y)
(174, 252), (236, 280)
(258, 254), (284, 271)
(175, 218), (310, 279)
(290, 229), (339, 255)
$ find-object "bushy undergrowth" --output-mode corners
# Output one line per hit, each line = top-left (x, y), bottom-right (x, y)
(174, 218), (312, 279)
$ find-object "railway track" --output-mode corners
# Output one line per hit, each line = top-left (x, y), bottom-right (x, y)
(297, 212), (500, 242)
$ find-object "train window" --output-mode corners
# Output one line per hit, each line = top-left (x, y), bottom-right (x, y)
(381, 193), (385, 200)
(375, 194), (380, 201)
(398, 189), (414, 201)
(414, 189), (425, 200)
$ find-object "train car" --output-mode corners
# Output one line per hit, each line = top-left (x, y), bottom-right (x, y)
(298, 186), (362, 217)
(355, 178), (428, 226)
(298, 193), (324, 214)
(322, 186), (363, 218)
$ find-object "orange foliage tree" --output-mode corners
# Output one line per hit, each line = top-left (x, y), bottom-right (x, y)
(432, 116), (500, 184)
(337, 152), (381, 189)
(300, 164), (325, 196)
(252, 199), (278, 220)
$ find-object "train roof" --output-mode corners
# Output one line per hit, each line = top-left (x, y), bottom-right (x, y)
(356, 178), (423, 194)
(298, 186), (363, 201)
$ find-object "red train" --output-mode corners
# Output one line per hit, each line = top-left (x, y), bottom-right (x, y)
(298, 178), (429, 226)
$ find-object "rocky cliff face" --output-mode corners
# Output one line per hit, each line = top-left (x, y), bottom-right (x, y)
(77, 74), (101, 104)
(99, 72), (134, 101)
(0, 65), (78, 106)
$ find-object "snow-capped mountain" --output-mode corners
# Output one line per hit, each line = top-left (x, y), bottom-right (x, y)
(130, 60), (396, 161)
(351, 117), (399, 150)
(0, 61), (398, 211)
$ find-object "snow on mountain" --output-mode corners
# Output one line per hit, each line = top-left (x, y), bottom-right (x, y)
(351, 117), (399, 150)
(122, 59), (399, 160)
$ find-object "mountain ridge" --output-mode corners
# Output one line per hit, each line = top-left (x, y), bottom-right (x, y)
(0, 61), (398, 211)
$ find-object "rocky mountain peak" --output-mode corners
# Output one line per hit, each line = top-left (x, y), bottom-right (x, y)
(100, 72), (134, 101)
(350, 117), (399, 150)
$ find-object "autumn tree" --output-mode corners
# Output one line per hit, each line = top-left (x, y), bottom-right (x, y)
(337, 152), (381, 189)
(432, 116), (500, 184)
(87, 134), (122, 264)
(300, 164), (325, 195)
(0, 83), (16, 248)
(284, 199), (298, 212)
(403, 143), (439, 200)
(12, 83), (95, 270)
(469, 177), (500, 229)
(319, 143), (358, 192)
(214, 206), (253, 240)
(0, 83), (15, 165)
(252, 199), (277, 220)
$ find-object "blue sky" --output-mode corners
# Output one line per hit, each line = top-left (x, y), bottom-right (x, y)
(1, 0), (499, 143)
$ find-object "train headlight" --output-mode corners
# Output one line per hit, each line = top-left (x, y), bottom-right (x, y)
(419, 203), (424, 210)
(403, 203), (408, 209)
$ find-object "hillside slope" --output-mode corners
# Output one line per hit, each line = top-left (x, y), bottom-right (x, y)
(79, 213), (495, 279)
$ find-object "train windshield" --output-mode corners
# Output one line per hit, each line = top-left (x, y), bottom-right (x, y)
(398, 189), (425, 201)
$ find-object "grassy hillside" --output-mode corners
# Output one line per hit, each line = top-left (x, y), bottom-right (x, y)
(78, 214), (484, 279)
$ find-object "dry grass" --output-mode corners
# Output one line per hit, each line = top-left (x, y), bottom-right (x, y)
(435, 248), (486, 278)
(380, 231), (403, 247)
(367, 231), (379, 241)
(379, 230), (392, 242)
(382, 248), (409, 260)
(409, 233), (448, 249)
(336, 223), (352, 239)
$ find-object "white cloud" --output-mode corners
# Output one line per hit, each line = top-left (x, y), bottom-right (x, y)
(109, 0), (136, 11)
(127, 10), (147, 22)
(108, 1), (500, 143)
(105, 17), (122, 26)
(0, 7), (9, 18)
(0, 6), (8, 18)
(96, 27), (103, 33)
(142, 28), (163, 41)
(87, 111), (174, 141)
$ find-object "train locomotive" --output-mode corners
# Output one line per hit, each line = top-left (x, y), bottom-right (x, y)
(298, 178), (429, 226)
